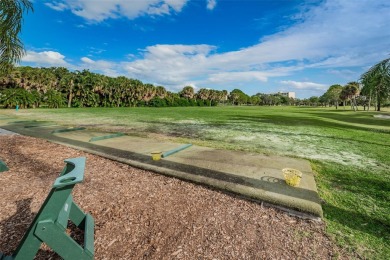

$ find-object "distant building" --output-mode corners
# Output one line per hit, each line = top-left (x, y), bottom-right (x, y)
(275, 92), (296, 99)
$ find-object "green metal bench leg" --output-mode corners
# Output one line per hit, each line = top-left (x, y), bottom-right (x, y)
(11, 233), (42, 260)
(70, 200), (88, 227)
(35, 220), (93, 260)
(84, 214), (95, 257)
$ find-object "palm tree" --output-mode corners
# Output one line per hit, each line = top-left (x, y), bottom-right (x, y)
(58, 68), (76, 107)
(196, 88), (210, 102)
(155, 86), (167, 99)
(344, 82), (360, 111)
(180, 86), (195, 100)
(142, 84), (156, 105)
(360, 58), (390, 111)
(340, 87), (349, 110)
(0, 0), (33, 74)
(220, 90), (228, 105)
(208, 90), (220, 106)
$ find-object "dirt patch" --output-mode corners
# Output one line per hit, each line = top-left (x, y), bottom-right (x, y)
(0, 135), (349, 259)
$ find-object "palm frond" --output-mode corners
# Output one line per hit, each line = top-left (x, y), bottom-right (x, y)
(0, 0), (33, 74)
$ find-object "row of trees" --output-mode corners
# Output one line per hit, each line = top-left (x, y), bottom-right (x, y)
(319, 58), (390, 111)
(1, 62), (388, 109)
(0, 67), (219, 108)
(0, 66), (307, 108)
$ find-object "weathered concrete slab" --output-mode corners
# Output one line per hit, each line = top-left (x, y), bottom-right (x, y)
(0, 118), (323, 218)
(163, 146), (322, 217)
(89, 133), (125, 142)
(92, 136), (189, 155)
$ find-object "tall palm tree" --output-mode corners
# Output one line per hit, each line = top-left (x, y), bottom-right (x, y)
(142, 84), (156, 105)
(0, 0), (33, 74)
(197, 88), (210, 101)
(360, 58), (390, 111)
(180, 86), (195, 100)
(344, 82), (360, 111)
(60, 70), (76, 107)
(208, 90), (220, 106)
(155, 86), (167, 99)
(220, 90), (228, 105)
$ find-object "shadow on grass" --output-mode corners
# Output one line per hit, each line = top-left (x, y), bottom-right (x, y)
(328, 171), (390, 202)
(324, 204), (390, 240)
(227, 114), (390, 147)
(317, 161), (390, 240)
(135, 117), (390, 150)
(228, 114), (390, 133)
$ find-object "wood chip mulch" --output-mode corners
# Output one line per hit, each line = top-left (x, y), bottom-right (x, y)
(0, 135), (349, 259)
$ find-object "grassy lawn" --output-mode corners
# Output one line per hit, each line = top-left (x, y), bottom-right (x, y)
(1, 106), (390, 259)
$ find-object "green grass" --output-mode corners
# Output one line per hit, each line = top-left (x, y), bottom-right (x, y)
(2, 106), (390, 259)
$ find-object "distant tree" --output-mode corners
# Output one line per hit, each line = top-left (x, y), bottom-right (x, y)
(208, 90), (221, 106)
(250, 95), (261, 105)
(0, 0), (33, 74)
(180, 86), (195, 100)
(343, 82), (360, 111)
(142, 83), (156, 105)
(155, 86), (167, 99)
(273, 95), (282, 106)
(325, 84), (343, 109)
(229, 89), (249, 105)
(339, 87), (349, 109)
(280, 95), (289, 105)
(0, 87), (32, 108)
(58, 68), (76, 107)
(196, 88), (210, 101)
(309, 96), (319, 106)
(44, 89), (64, 108)
(220, 90), (228, 105)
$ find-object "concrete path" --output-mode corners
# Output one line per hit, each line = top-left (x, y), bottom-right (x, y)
(0, 128), (17, 135)
(0, 117), (323, 218)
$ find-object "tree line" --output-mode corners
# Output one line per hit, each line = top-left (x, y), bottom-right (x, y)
(311, 57), (390, 111)
(0, 66), (304, 108)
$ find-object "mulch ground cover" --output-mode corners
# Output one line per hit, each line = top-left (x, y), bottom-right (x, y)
(0, 135), (350, 259)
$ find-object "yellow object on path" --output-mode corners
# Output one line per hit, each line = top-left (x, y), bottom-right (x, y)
(283, 168), (302, 187)
(151, 152), (162, 161)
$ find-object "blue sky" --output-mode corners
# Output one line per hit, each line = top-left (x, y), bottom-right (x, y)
(21, 0), (390, 98)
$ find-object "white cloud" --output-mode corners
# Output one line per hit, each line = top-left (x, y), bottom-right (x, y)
(209, 72), (267, 83)
(45, 2), (68, 11)
(119, 43), (302, 89)
(123, 44), (216, 86)
(22, 51), (70, 66)
(280, 80), (327, 90)
(206, 0), (217, 10)
(46, 0), (188, 22)
(80, 57), (119, 77)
